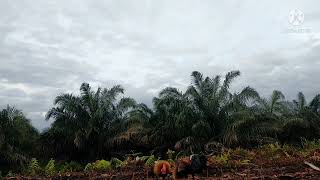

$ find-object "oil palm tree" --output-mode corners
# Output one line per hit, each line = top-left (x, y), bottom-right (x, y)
(279, 92), (320, 144)
(110, 103), (154, 151)
(151, 87), (197, 146)
(309, 94), (320, 115)
(45, 82), (136, 159)
(222, 86), (265, 146)
(186, 70), (249, 138)
(255, 90), (286, 117)
(0, 106), (38, 167)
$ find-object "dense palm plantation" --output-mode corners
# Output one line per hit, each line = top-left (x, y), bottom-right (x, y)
(1, 70), (320, 172)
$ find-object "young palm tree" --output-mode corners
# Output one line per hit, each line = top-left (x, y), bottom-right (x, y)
(222, 87), (265, 146)
(279, 92), (320, 144)
(45, 83), (136, 159)
(185, 71), (237, 138)
(255, 90), (286, 116)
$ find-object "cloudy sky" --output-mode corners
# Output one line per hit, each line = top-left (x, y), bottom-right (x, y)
(0, 0), (319, 129)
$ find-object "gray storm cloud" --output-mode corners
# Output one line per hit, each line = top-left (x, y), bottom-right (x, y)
(0, 0), (319, 129)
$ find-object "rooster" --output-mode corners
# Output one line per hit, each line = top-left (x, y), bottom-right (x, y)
(149, 160), (172, 179)
(174, 154), (207, 179)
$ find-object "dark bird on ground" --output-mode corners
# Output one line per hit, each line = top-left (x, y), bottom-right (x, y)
(174, 154), (207, 179)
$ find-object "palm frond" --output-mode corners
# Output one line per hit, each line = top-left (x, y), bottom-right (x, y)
(310, 94), (320, 113)
(222, 70), (240, 89)
(191, 71), (203, 89)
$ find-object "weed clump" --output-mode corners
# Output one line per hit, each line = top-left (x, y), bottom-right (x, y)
(93, 160), (111, 171)
(45, 159), (56, 176)
(28, 158), (42, 176)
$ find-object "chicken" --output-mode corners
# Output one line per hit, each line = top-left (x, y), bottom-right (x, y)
(174, 154), (207, 179)
(149, 160), (172, 179)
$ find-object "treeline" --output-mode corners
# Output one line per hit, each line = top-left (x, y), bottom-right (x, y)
(1, 70), (320, 171)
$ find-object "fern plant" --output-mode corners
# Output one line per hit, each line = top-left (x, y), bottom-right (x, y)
(28, 158), (41, 175)
(45, 159), (56, 176)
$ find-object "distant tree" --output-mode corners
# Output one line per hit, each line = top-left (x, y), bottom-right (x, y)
(0, 106), (38, 168)
(279, 92), (320, 144)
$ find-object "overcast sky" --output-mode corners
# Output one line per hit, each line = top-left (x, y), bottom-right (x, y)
(0, 0), (319, 129)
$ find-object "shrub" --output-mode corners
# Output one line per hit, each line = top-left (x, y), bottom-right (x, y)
(93, 160), (111, 171)
(45, 159), (56, 176)
(145, 155), (156, 167)
(28, 158), (41, 175)
(84, 163), (94, 172)
(60, 161), (83, 173)
(111, 158), (123, 168)
(216, 150), (231, 165)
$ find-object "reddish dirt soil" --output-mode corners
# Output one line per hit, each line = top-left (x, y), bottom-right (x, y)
(6, 149), (320, 179)
(5, 163), (320, 180)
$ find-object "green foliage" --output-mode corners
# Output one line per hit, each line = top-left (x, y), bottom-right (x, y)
(93, 160), (111, 171)
(45, 159), (56, 176)
(28, 158), (41, 176)
(166, 149), (175, 160)
(110, 158), (123, 168)
(60, 161), (83, 173)
(303, 139), (320, 150)
(0, 106), (39, 167)
(145, 155), (156, 167)
(84, 163), (93, 172)
(301, 139), (320, 156)
(44, 83), (136, 159)
(2, 71), (320, 173)
(6, 171), (13, 177)
(216, 150), (231, 165)
(140, 156), (150, 162)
